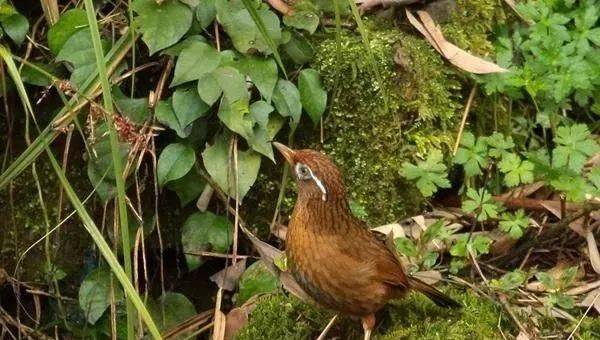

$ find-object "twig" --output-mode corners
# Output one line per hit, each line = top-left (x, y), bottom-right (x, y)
(316, 314), (338, 340)
(266, 0), (294, 15)
(453, 85), (477, 155)
(567, 292), (600, 340)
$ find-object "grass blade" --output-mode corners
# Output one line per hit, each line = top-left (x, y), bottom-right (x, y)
(0, 33), (134, 190)
(0, 43), (161, 340)
(240, 0), (287, 78)
(82, 1), (134, 338)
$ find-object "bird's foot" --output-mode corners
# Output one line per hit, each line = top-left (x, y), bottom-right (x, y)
(362, 314), (375, 340)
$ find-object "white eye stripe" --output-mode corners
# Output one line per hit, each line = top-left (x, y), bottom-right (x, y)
(295, 163), (327, 201)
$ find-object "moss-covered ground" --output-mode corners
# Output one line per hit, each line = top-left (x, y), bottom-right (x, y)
(236, 288), (512, 339)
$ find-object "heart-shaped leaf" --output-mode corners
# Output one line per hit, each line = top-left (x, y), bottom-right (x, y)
(132, 0), (193, 55)
(181, 211), (233, 270)
(147, 292), (196, 332)
(79, 268), (123, 324)
(157, 143), (196, 187)
(47, 9), (88, 55)
(171, 41), (220, 86)
(298, 68), (327, 124)
(272, 79), (301, 129)
(237, 55), (278, 102)
(202, 135), (261, 200)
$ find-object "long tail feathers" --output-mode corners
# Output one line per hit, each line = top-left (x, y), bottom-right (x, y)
(408, 277), (462, 309)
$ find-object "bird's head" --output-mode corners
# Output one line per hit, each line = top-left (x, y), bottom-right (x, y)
(273, 142), (346, 202)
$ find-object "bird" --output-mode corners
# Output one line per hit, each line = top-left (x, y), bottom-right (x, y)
(273, 142), (461, 340)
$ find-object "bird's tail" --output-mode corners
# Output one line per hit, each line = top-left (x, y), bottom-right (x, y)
(408, 277), (462, 309)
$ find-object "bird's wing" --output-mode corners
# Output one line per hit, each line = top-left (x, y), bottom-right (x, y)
(343, 225), (410, 289)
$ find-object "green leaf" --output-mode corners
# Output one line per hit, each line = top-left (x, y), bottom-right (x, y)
(422, 219), (451, 244)
(87, 161), (117, 202)
(88, 124), (130, 181)
(132, 0), (193, 54)
(197, 72), (223, 106)
(499, 209), (529, 239)
(395, 238), (418, 257)
(400, 149), (450, 197)
(56, 28), (109, 88)
(535, 272), (556, 291)
(166, 168), (205, 207)
(173, 86), (210, 126)
(281, 31), (314, 64)
(498, 153), (534, 187)
(422, 251), (439, 269)
(552, 124), (600, 172)
(181, 211), (233, 270)
(560, 266), (578, 288)
(283, 10), (319, 34)
(235, 261), (279, 305)
(113, 87), (150, 124)
(202, 134), (261, 200)
(155, 99), (191, 138)
(298, 68), (327, 124)
(157, 143), (196, 187)
(486, 132), (515, 158)
(213, 66), (250, 105)
(550, 173), (593, 202)
(490, 270), (527, 291)
(237, 55), (278, 102)
(462, 188), (499, 222)
(171, 41), (220, 86)
(160, 35), (207, 57)
(215, 0), (281, 54)
(272, 79), (301, 129)
(47, 9), (88, 55)
(79, 268), (123, 324)
(453, 132), (489, 177)
(1, 13), (28, 45)
(196, 0), (216, 29)
(20, 62), (60, 87)
(147, 292), (197, 333)
(247, 101), (284, 160)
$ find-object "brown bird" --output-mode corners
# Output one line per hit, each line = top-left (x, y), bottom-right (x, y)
(273, 142), (460, 339)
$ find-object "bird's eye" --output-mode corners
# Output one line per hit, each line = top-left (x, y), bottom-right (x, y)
(295, 163), (312, 180)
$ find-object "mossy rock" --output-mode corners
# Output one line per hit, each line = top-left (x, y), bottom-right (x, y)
(244, 0), (509, 228)
(236, 288), (513, 339)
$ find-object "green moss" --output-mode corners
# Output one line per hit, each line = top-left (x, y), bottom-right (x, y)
(442, 0), (506, 55)
(310, 20), (462, 224)
(237, 289), (513, 339)
(380, 289), (511, 339)
(235, 294), (333, 340)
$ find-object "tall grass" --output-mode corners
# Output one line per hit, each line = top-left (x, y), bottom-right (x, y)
(0, 24), (161, 340)
(82, 1), (134, 338)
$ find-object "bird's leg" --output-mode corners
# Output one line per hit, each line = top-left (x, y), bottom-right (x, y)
(362, 314), (375, 340)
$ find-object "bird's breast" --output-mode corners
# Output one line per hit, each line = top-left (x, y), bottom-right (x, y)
(286, 210), (392, 316)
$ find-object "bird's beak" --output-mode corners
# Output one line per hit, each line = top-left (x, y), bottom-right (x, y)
(273, 142), (295, 165)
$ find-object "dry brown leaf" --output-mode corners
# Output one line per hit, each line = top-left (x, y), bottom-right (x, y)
(567, 280), (600, 296)
(213, 309), (227, 340)
(224, 303), (256, 340)
(585, 230), (600, 274)
(371, 223), (405, 239)
(412, 270), (442, 285)
(579, 288), (600, 314)
(516, 331), (531, 340)
(209, 259), (247, 291)
(238, 225), (312, 301)
(196, 185), (214, 212)
(406, 9), (508, 74)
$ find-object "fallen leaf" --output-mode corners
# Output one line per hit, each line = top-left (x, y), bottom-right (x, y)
(566, 280), (600, 296)
(196, 185), (214, 212)
(210, 259), (247, 291)
(516, 331), (530, 340)
(213, 310), (227, 340)
(406, 10), (508, 74)
(579, 288), (600, 314)
(586, 231), (600, 274)
(371, 223), (405, 239)
(224, 303), (256, 340)
(411, 270), (442, 285)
